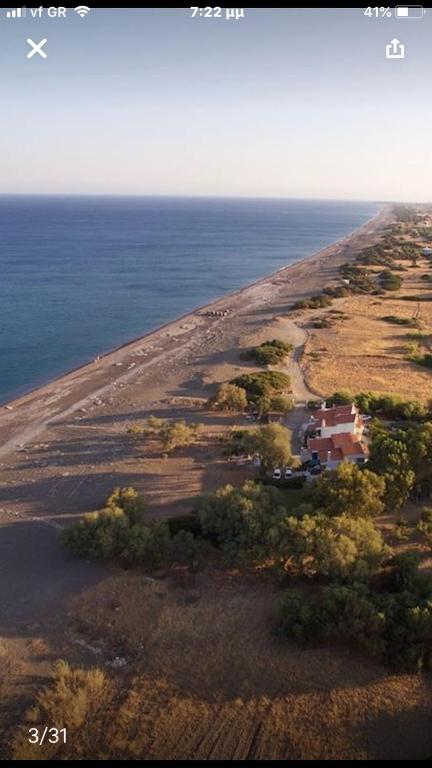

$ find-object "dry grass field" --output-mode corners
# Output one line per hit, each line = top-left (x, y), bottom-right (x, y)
(11, 568), (432, 761)
(302, 257), (432, 402)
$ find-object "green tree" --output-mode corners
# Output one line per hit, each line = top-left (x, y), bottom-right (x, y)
(268, 513), (389, 579)
(369, 432), (416, 511)
(310, 462), (386, 518)
(248, 422), (292, 474)
(196, 480), (285, 557)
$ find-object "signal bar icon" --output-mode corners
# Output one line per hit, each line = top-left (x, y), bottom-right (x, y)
(6, 7), (26, 18)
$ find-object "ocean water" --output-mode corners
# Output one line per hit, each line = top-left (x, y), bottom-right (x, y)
(0, 196), (378, 404)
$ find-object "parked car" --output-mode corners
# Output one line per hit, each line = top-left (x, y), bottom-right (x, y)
(284, 468), (293, 479)
(272, 468), (282, 480)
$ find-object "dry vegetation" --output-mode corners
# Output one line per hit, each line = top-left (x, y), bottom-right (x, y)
(302, 254), (432, 402)
(12, 569), (432, 761)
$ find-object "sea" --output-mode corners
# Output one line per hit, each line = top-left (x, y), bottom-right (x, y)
(0, 196), (379, 404)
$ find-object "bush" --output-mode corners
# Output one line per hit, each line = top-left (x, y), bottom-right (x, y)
(421, 507), (432, 525)
(270, 395), (294, 414)
(293, 294), (333, 310)
(62, 487), (170, 570)
(412, 353), (432, 370)
(240, 339), (293, 366)
(159, 420), (201, 453)
(312, 318), (332, 329)
(381, 315), (416, 326)
(12, 661), (114, 760)
(339, 264), (375, 293)
(127, 423), (146, 439)
(380, 270), (402, 291)
(275, 590), (323, 641)
(231, 371), (291, 411)
(211, 382), (248, 412)
(276, 570), (432, 671)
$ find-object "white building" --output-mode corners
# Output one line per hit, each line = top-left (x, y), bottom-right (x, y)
(305, 402), (364, 440)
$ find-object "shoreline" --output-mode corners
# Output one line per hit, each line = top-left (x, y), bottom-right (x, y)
(0, 205), (391, 461)
(1, 205), (388, 411)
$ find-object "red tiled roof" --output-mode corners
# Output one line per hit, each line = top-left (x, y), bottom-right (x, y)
(308, 432), (368, 463)
(311, 404), (360, 429)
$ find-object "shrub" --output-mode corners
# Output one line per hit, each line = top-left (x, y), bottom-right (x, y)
(159, 420), (202, 453)
(293, 294), (333, 310)
(270, 395), (294, 413)
(381, 315), (416, 326)
(62, 487), (170, 570)
(12, 661), (114, 760)
(275, 590), (323, 641)
(421, 507), (432, 525)
(240, 339), (293, 366)
(380, 270), (402, 291)
(210, 382), (248, 412)
(312, 318), (332, 329)
(411, 353), (432, 370)
(231, 371), (291, 411)
(276, 569), (432, 672)
(127, 423), (146, 439)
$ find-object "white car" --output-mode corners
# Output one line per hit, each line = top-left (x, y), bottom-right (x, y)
(272, 468), (282, 480)
(284, 468), (293, 479)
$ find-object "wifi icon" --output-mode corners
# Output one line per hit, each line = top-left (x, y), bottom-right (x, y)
(74, 5), (91, 17)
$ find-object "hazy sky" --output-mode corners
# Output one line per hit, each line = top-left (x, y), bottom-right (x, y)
(0, 7), (431, 201)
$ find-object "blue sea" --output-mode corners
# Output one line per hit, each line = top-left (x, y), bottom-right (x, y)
(0, 196), (379, 404)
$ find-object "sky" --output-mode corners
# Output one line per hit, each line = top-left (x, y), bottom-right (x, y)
(0, 6), (431, 201)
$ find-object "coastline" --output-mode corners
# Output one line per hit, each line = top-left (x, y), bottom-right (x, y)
(1, 205), (387, 409)
(0, 205), (390, 461)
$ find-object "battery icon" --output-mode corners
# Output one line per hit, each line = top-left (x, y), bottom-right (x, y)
(396, 5), (425, 18)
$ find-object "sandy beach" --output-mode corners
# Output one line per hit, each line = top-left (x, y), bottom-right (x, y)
(0, 207), (390, 462)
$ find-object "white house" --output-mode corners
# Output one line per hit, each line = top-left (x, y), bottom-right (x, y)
(302, 432), (369, 470)
(305, 402), (364, 440)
